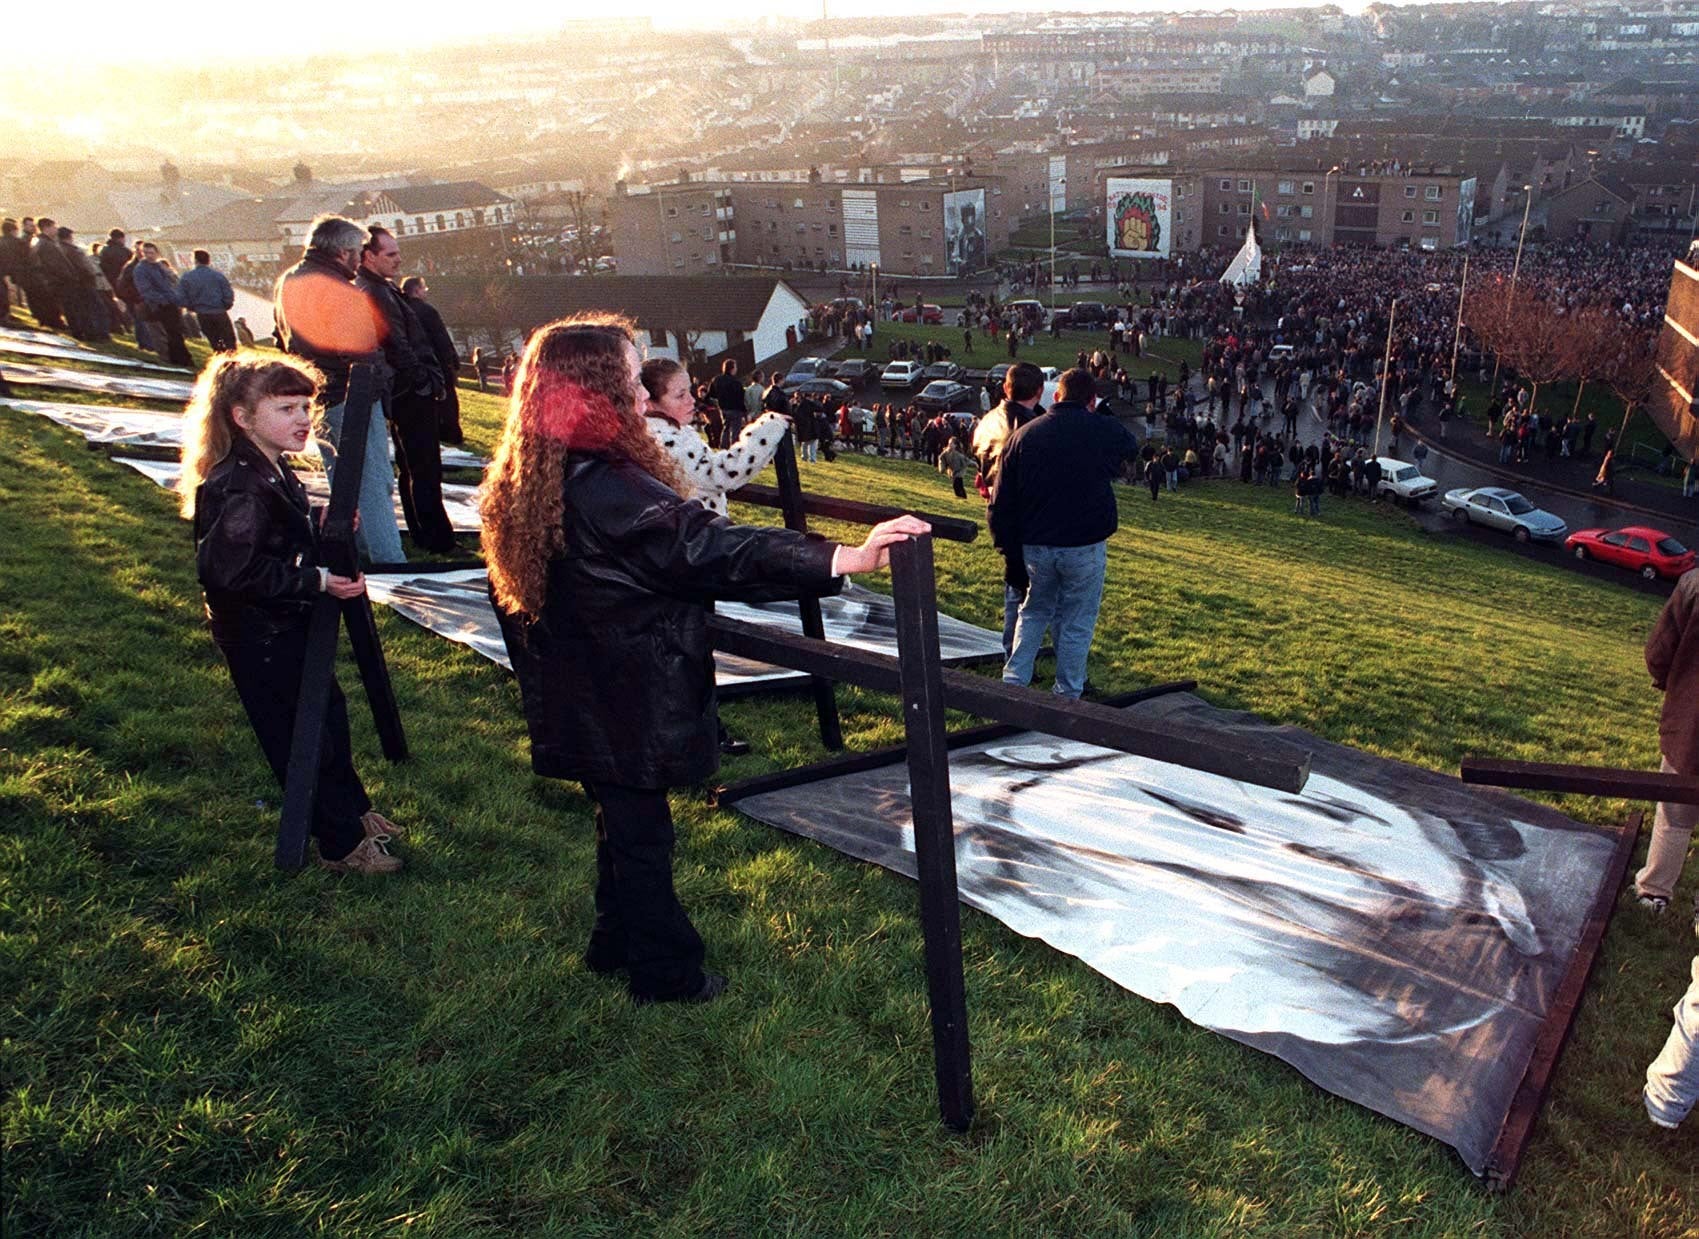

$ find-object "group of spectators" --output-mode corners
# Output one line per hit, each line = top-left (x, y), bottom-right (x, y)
(0, 215), (250, 368)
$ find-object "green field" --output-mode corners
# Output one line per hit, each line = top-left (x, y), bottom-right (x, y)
(3, 319), (1698, 1237)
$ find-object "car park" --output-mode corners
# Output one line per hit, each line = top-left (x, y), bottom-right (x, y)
(922, 361), (964, 384)
(1565, 525), (1696, 580)
(897, 303), (944, 325)
(1440, 486), (1568, 542)
(880, 360), (926, 391)
(1373, 458), (1437, 505)
(913, 380), (978, 414)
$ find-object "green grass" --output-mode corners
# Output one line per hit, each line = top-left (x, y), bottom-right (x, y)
(4, 363), (1699, 1234)
(869, 320), (1203, 380)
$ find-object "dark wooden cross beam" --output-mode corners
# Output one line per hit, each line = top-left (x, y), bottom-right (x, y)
(1461, 759), (1699, 805)
(275, 364), (408, 871)
(708, 613), (1311, 793)
(729, 482), (981, 543)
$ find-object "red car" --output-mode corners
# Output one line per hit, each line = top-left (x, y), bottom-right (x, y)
(1564, 525), (1696, 580)
(898, 303), (944, 325)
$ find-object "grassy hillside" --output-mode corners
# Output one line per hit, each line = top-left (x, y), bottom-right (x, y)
(2, 393), (1696, 1237)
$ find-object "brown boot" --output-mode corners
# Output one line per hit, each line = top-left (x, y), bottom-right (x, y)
(318, 834), (403, 875)
(360, 810), (405, 839)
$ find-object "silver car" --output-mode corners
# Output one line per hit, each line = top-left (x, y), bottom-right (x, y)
(1441, 486), (1568, 543)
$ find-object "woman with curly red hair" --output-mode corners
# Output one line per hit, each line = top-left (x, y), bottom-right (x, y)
(482, 317), (926, 1005)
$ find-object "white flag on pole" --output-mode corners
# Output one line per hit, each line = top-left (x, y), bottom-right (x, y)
(1219, 222), (1262, 287)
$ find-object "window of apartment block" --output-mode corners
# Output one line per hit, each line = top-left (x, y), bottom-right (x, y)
(794, 198), (805, 208)
(1278, 180), (1295, 195)
(828, 223), (838, 237)
(1302, 181), (1315, 194)
(670, 231), (683, 244)
(1277, 226), (1292, 240)
(1220, 178), (1232, 191)
(672, 257), (685, 269)
(702, 226), (714, 241)
(920, 230), (933, 240)
(1298, 229), (1311, 241)
(899, 198), (912, 208)
(1219, 224), (1230, 236)
(1425, 185), (1441, 200)
(1404, 186), (1417, 198)
(900, 224), (913, 236)
(1423, 209), (1439, 224)
(1238, 179), (1252, 193)
(1401, 210), (1415, 223)
(1238, 202), (1251, 215)
(1219, 202), (1231, 215)
(667, 205), (679, 216)
(1300, 205), (1313, 218)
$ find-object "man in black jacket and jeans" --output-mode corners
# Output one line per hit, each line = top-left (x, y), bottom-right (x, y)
(401, 276), (464, 445)
(988, 367), (1138, 698)
(358, 227), (455, 553)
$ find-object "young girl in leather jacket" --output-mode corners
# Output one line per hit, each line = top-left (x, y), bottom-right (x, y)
(178, 353), (407, 875)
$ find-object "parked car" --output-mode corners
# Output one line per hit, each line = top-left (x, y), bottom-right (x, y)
(898, 303), (944, 325)
(913, 380), (978, 414)
(922, 361), (964, 384)
(880, 360), (926, 391)
(830, 358), (877, 389)
(1269, 344), (1296, 362)
(1565, 525), (1696, 580)
(1057, 302), (1109, 328)
(1440, 487), (1568, 542)
(1005, 299), (1048, 325)
(787, 377), (853, 407)
(780, 357), (834, 388)
(1373, 458), (1437, 505)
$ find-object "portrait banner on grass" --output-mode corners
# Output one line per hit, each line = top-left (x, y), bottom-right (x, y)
(732, 690), (1622, 1177)
(0, 334), (189, 373)
(0, 361), (195, 402)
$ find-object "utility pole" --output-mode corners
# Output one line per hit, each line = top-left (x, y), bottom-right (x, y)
(1490, 185), (1535, 395)
(1450, 251), (1469, 382)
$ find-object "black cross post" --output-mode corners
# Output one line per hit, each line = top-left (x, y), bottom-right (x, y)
(889, 533), (974, 1130)
(770, 431), (844, 750)
(275, 364), (408, 870)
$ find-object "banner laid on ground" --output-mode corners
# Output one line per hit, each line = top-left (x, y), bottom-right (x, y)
(111, 456), (485, 532)
(1, 361), (195, 402)
(0, 335), (189, 373)
(360, 568), (1007, 691)
(5, 398), (487, 471)
(731, 691), (1621, 1177)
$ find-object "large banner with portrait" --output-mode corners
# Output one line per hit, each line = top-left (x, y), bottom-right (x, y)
(942, 188), (987, 275)
(1106, 177), (1173, 259)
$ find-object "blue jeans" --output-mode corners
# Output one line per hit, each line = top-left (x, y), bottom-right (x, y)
(1645, 955), (1699, 1129)
(1001, 582), (1023, 659)
(801, 438), (817, 463)
(1003, 541), (1107, 699)
(317, 396), (405, 565)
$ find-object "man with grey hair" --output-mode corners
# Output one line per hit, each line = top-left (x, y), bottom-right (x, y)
(273, 213), (405, 564)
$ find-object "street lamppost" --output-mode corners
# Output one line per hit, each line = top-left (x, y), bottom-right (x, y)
(1050, 175), (1065, 317)
(1322, 165), (1341, 247)
(870, 262), (878, 315)
(1490, 184), (1535, 395)
(1450, 250), (1470, 383)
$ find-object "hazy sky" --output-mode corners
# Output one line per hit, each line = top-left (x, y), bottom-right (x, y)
(63, 0), (1383, 66)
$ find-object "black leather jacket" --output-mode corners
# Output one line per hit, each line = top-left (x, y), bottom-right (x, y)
(356, 267), (437, 404)
(493, 455), (842, 789)
(194, 437), (325, 644)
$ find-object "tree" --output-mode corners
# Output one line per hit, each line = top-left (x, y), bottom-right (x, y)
(561, 191), (604, 275)
(1597, 314), (1659, 449)
(1465, 281), (1581, 415)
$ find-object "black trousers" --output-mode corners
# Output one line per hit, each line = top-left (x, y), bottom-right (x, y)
(389, 393), (455, 552)
(154, 307), (193, 367)
(22, 276), (62, 329)
(197, 310), (237, 353)
(581, 781), (706, 1000)
(216, 626), (369, 860)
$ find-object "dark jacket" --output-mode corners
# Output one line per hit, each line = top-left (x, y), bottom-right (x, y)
(193, 436), (324, 645)
(1647, 568), (1699, 773)
(493, 455), (842, 788)
(356, 266), (437, 403)
(132, 257), (183, 309)
(987, 400), (1139, 550)
(179, 264), (236, 314)
(273, 249), (388, 409)
(29, 233), (75, 288)
(98, 238), (132, 286)
(408, 294), (459, 385)
(709, 373), (746, 417)
(0, 233), (26, 282)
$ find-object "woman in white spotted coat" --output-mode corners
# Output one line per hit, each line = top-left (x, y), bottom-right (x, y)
(639, 358), (789, 515)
